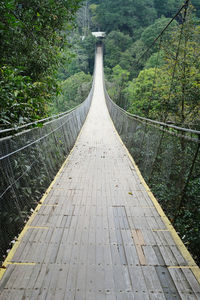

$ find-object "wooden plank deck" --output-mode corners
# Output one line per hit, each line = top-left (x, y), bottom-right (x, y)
(0, 46), (200, 299)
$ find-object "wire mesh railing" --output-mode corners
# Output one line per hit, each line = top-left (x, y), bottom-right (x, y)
(0, 87), (93, 265)
(105, 88), (200, 265)
(0, 106), (78, 135)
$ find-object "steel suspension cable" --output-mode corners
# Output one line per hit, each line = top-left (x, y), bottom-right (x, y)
(136, 0), (190, 64)
(163, 0), (190, 121)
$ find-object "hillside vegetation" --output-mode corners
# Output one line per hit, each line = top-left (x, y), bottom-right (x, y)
(1, 1), (199, 129)
(0, 0), (95, 128)
(90, 0), (200, 129)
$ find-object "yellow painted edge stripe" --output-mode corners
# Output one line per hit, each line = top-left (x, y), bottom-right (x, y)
(28, 226), (49, 229)
(105, 96), (200, 284)
(0, 105), (91, 281)
(152, 229), (170, 232)
(5, 262), (36, 266)
(40, 204), (58, 207)
(168, 266), (199, 269)
(50, 188), (67, 190)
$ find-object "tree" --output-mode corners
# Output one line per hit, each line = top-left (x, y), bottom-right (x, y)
(50, 72), (92, 113)
(104, 31), (132, 69)
(91, 0), (157, 38)
(161, 9), (200, 126)
(107, 65), (130, 108)
(191, 0), (200, 17)
(0, 0), (82, 128)
(141, 17), (177, 49)
(154, 0), (182, 18)
(77, 1), (90, 36)
(125, 7), (200, 127)
(126, 68), (169, 119)
(89, 3), (100, 31)
(145, 50), (165, 69)
(57, 32), (96, 80)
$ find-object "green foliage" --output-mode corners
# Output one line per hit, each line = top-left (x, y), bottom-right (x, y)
(118, 39), (147, 78)
(0, 65), (57, 126)
(50, 71), (92, 113)
(153, 0), (182, 18)
(126, 68), (169, 119)
(53, 31), (95, 114)
(141, 17), (177, 49)
(81, 33), (97, 73)
(107, 65), (130, 108)
(145, 50), (165, 69)
(125, 10), (200, 126)
(0, 0), (82, 128)
(160, 17), (200, 125)
(0, 0), (82, 77)
(104, 31), (132, 69)
(89, 3), (100, 31)
(57, 32), (96, 80)
(191, 0), (200, 17)
(92, 0), (157, 38)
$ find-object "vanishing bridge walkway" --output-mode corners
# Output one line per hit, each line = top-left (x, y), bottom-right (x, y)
(0, 46), (200, 299)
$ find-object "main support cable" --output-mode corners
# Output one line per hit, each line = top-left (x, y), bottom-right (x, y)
(136, 0), (190, 64)
(164, 0), (189, 121)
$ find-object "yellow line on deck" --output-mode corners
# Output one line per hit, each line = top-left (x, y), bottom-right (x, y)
(168, 266), (199, 269)
(152, 229), (170, 232)
(50, 188), (67, 190)
(0, 107), (91, 281)
(6, 262), (36, 266)
(107, 99), (200, 285)
(28, 226), (49, 229)
(40, 204), (59, 207)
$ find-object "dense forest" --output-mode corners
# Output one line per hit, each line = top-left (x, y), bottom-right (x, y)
(93, 0), (200, 129)
(1, 0), (200, 129)
(1, 0), (199, 129)
(0, 0), (96, 128)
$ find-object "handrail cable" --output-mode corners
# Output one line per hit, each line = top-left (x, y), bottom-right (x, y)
(0, 105), (79, 135)
(0, 115), (74, 161)
(0, 160), (36, 199)
(0, 76), (93, 135)
(106, 90), (200, 136)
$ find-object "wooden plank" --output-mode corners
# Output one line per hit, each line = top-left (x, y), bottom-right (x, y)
(158, 245), (187, 266)
(142, 266), (164, 293)
(155, 266), (180, 299)
(128, 266), (148, 292)
(132, 229), (147, 266)
(168, 267), (200, 299)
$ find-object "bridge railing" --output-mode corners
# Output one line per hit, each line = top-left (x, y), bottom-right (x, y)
(0, 86), (93, 265)
(105, 87), (200, 264)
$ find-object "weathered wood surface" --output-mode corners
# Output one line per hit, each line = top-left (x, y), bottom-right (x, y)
(0, 46), (200, 299)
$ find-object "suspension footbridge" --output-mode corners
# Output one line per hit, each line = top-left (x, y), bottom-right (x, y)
(0, 46), (200, 299)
